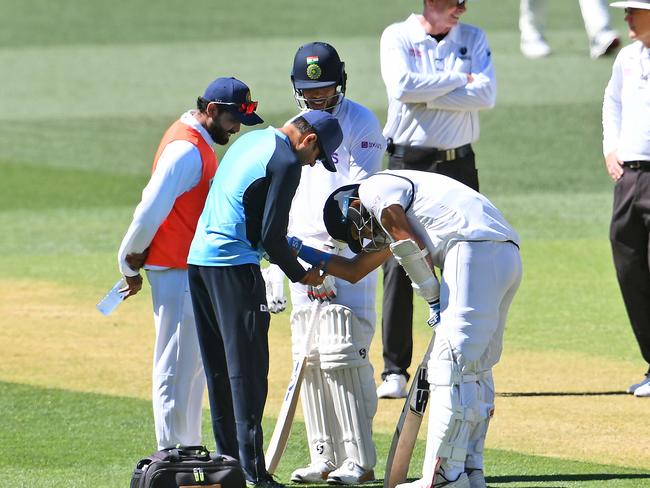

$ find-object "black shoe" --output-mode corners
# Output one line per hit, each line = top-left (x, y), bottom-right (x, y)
(250, 474), (286, 488)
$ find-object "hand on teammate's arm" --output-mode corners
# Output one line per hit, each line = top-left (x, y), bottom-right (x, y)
(605, 151), (624, 181)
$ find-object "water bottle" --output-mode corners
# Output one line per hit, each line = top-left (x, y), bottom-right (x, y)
(96, 278), (127, 316)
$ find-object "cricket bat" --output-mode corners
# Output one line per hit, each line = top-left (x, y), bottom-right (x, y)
(383, 332), (437, 488)
(265, 301), (320, 474)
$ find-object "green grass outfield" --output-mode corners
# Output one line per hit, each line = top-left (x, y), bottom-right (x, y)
(2, 0), (649, 486)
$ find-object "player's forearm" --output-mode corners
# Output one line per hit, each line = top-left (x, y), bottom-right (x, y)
(290, 238), (390, 283)
(326, 249), (391, 283)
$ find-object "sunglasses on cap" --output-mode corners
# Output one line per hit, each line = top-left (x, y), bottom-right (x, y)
(212, 100), (259, 115)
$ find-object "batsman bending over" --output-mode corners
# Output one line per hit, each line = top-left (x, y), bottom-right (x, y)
(293, 170), (522, 488)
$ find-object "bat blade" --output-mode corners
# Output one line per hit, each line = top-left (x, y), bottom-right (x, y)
(384, 332), (436, 488)
(265, 355), (307, 474)
(265, 302), (320, 474)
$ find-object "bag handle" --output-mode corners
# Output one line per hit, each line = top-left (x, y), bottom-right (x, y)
(165, 445), (212, 462)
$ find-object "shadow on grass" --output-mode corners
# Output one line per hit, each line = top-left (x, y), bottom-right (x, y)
(497, 391), (627, 397)
(317, 472), (650, 488)
(487, 473), (650, 483)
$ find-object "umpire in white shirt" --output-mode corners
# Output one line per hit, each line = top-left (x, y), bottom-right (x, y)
(377, 0), (496, 399)
(603, 0), (650, 397)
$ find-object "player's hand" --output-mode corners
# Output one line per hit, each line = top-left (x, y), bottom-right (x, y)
(262, 264), (287, 313)
(125, 248), (148, 272)
(427, 299), (440, 327)
(605, 151), (624, 181)
(307, 275), (337, 303)
(120, 274), (143, 299)
(299, 267), (325, 287)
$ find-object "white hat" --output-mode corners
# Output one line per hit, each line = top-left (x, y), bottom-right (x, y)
(610, 0), (650, 9)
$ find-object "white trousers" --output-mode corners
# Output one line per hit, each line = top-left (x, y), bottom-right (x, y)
(146, 268), (206, 449)
(423, 241), (522, 478)
(520, 0), (613, 42)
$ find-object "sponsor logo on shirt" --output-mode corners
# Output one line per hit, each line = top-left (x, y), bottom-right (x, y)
(408, 47), (423, 58)
(361, 141), (383, 150)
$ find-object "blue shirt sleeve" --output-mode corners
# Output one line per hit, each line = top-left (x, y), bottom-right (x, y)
(262, 140), (308, 282)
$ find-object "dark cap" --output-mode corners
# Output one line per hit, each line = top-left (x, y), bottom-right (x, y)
(323, 184), (363, 253)
(203, 77), (263, 126)
(301, 110), (343, 172)
(292, 42), (346, 90)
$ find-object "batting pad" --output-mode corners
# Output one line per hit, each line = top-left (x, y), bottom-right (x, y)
(291, 304), (336, 464)
(319, 305), (377, 469)
(421, 337), (479, 481)
(465, 370), (495, 470)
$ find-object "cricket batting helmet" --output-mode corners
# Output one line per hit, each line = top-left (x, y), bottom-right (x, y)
(291, 42), (347, 111)
(323, 183), (391, 255)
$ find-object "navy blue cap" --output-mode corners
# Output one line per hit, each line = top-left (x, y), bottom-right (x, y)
(203, 77), (263, 126)
(301, 110), (343, 172)
(292, 42), (346, 90)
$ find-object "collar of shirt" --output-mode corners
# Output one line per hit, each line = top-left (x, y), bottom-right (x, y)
(272, 126), (291, 147)
(182, 110), (215, 146)
(405, 13), (462, 46)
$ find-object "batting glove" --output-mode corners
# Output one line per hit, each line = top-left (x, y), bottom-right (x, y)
(427, 299), (441, 327)
(307, 275), (337, 303)
(262, 264), (287, 313)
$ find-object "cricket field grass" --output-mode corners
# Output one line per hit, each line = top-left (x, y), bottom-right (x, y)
(1, 0), (648, 486)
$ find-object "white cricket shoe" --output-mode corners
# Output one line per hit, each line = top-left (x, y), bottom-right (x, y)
(626, 375), (650, 394)
(634, 382), (650, 397)
(377, 374), (408, 399)
(291, 460), (337, 483)
(590, 30), (620, 59)
(326, 459), (375, 485)
(520, 38), (551, 59)
(396, 472), (470, 488)
(466, 469), (486, 488)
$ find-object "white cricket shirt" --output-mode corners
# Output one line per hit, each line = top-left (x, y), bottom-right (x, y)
(359, 170), (519, 268)
(288, 98), (385, 245)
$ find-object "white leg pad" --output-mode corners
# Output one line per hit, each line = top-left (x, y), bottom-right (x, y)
(291, 305), (336, 464)
(465, 370), (495, 470)
(421, 338), (479, 481)
(319, 305), (377, 470)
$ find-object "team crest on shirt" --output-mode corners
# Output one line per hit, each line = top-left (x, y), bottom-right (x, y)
(408, 47), (423, 58)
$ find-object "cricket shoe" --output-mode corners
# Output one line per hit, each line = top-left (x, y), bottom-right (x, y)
(590, 30), (620, 59)
(248, 474), (286, 488)
(634, 382), (650, 397)
(396, 472), (470, 488)
(465, 469), (486, 488)
(520, 37), (551, 59)
(291, 460), (337, 483)
(326, 459), (375, 485)
(626, 375), (650, 394)
(377, 374), (408, 399)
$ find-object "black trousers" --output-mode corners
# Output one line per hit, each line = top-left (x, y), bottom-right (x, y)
(381, 148), (478, 380)
(610, 168), (650, 369)
(188, 263), (270, 482)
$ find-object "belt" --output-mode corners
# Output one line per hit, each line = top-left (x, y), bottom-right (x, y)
(388, 142), (472, 162)
(623, 160), (650, 170)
